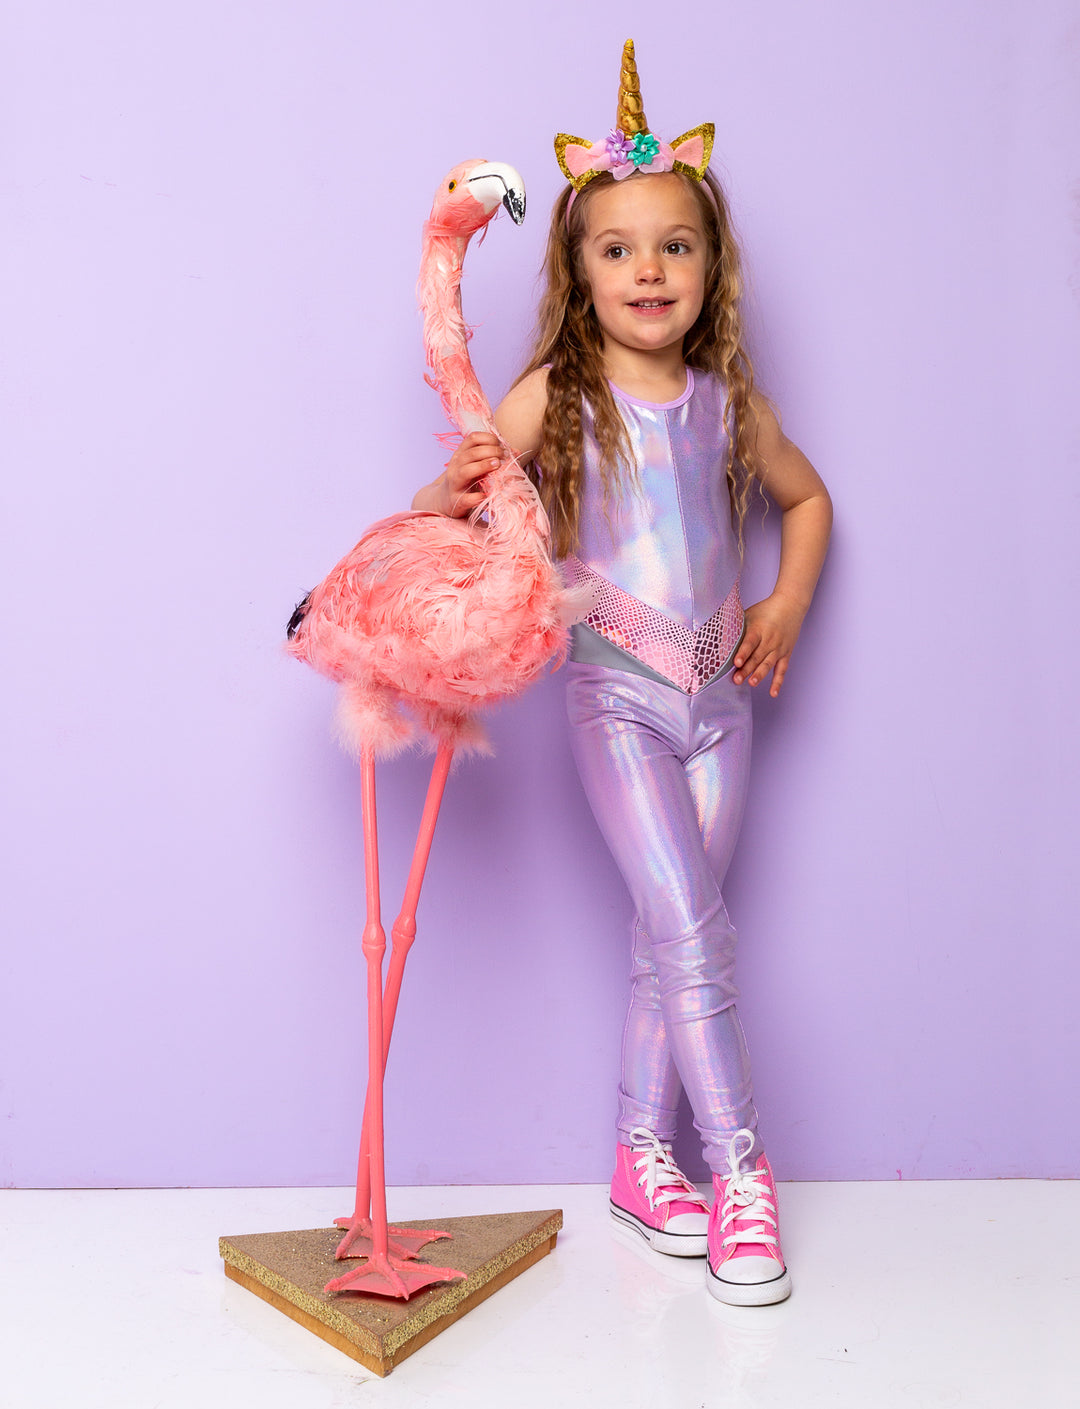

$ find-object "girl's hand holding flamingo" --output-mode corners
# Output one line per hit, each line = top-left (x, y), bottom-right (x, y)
(415, 430), (505, 519)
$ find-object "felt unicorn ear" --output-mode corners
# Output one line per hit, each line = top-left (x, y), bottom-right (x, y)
(670, 124), (715, 181)
(554, 134), (601, 192)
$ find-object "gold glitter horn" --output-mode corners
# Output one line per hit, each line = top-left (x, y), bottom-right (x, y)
(616, 38), (648, 137)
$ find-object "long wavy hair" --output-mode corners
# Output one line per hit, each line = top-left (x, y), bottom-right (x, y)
(516, 169), (765, 559)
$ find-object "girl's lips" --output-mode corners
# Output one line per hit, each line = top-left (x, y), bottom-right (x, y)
(628, 298), (675, 316)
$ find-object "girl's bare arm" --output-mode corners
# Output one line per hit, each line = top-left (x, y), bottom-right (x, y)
(734, 396), (833, 696)
(493, 367), (548, 461)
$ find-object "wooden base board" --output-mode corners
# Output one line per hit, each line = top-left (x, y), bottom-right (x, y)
(220, 1209), (562, 1377)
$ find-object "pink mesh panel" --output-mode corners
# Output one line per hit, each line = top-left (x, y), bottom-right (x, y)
(567, 557), (744, 694)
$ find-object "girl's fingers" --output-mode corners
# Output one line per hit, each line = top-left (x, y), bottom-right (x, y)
(747, 651), (777, 687)
(732, 630), (762, 682)
(451, 433), (500, 457)
(467, 441), (502, 463)
(734, 638), (772, 684)
(734, 613), (796, 691)
(769, 656), (790, 697)
(447, 456), (503, 496)
(449, 447), (499, 474)
(744, 643), (782, 686)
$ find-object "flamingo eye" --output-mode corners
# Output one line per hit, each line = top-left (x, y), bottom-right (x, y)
(448, 180), (457, 191)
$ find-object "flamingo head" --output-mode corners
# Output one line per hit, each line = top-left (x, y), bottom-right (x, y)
(430, 159), (526, 236)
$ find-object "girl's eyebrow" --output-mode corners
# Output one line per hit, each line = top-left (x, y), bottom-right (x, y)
(590, 224), (700, 242)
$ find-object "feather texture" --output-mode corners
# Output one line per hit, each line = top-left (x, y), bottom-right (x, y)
(287, 160), (584, 756)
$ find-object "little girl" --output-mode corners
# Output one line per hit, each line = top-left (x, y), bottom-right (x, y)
(413, 42), (831, 1306)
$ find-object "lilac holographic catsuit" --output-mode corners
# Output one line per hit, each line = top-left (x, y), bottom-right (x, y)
(562, 369), (762, 1174)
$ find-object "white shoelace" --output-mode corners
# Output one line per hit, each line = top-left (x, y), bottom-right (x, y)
(628, 1127), (709, 1212)
(719, 1128), (779, 1251)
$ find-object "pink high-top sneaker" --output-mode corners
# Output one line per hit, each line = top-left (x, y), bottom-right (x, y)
(707, 1129), (792, 1305)
(610, 1127), (710, 1257)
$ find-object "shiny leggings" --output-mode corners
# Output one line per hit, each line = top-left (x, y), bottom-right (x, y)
(565, 662), (760, 1175)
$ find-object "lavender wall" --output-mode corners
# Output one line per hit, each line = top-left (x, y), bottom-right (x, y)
(3, 1), (1077, 1188)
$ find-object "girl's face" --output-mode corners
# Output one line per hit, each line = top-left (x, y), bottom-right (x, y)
(578, 174), (709, 363)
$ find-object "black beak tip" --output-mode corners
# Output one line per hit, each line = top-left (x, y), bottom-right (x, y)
(503, 190), (526, 225)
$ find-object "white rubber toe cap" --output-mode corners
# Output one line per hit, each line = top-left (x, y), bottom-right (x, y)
(707, 1255), (792, 1306)
(713, 1255), (783, 1285)
(664, 1211), (709, 1236)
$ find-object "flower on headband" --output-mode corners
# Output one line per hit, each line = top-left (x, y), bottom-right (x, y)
(630, 132), (660, 167)
(604, 128), (635, 166)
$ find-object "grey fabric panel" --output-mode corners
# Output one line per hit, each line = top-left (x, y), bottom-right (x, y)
(569, 623), (743, 693)
(569, 622), (677, 687)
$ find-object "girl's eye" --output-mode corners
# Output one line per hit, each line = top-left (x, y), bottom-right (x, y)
(604, 245), (628, 260)
(665, 241), (691, 255)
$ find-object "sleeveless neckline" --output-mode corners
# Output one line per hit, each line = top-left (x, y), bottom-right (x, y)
(608, 366), (695, 411)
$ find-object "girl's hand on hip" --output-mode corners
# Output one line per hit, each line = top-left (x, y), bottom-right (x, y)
(733, 594), (806, 696)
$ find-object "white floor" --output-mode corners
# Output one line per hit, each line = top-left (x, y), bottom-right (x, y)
(1, 1180), (1076, 1407)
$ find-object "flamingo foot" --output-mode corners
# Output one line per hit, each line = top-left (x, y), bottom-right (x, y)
(324, 1252), (466, 1299)
(333, 1215), (452, 1261)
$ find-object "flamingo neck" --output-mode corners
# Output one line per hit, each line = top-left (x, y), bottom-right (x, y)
(419, 223), (496, 438)
(418, 217), (553, 552)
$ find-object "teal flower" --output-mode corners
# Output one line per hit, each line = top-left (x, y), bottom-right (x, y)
(629, 132), (660, 167)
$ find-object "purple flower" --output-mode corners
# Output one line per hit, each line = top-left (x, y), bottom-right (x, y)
(604, 128), (635, 166)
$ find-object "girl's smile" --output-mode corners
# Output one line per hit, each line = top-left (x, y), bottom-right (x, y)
(628, 297), (675, 315)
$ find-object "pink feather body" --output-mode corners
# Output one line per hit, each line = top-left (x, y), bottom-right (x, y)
(287, 160), (584, 756)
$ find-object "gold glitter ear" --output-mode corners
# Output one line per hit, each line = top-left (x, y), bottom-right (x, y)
(554, 133), (600, 192)
(670, 123), (715, 181)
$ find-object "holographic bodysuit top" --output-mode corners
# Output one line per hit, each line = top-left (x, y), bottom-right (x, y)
(565, 369), (744, 694)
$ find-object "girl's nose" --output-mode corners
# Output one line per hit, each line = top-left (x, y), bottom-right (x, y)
(635, 257), (663, 282)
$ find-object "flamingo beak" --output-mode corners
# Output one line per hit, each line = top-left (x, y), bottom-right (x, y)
(501, 179), (526, 226)
(467, 161), (526, 225)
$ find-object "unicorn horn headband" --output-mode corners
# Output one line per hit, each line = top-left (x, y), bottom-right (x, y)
(555, 39), (714, 212)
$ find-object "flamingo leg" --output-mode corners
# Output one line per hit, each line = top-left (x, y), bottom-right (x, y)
(326, 747), (464, 1298)
(384, 744), (454, 1050)
(334, 744), (456, 1262)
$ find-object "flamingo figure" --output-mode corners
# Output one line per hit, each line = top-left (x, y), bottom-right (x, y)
(287, 159), (581, 1298)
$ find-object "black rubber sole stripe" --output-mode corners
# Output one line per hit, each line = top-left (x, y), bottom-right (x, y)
(707, 1265), (788, 1285)
(610, 1202), (704, 1243)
